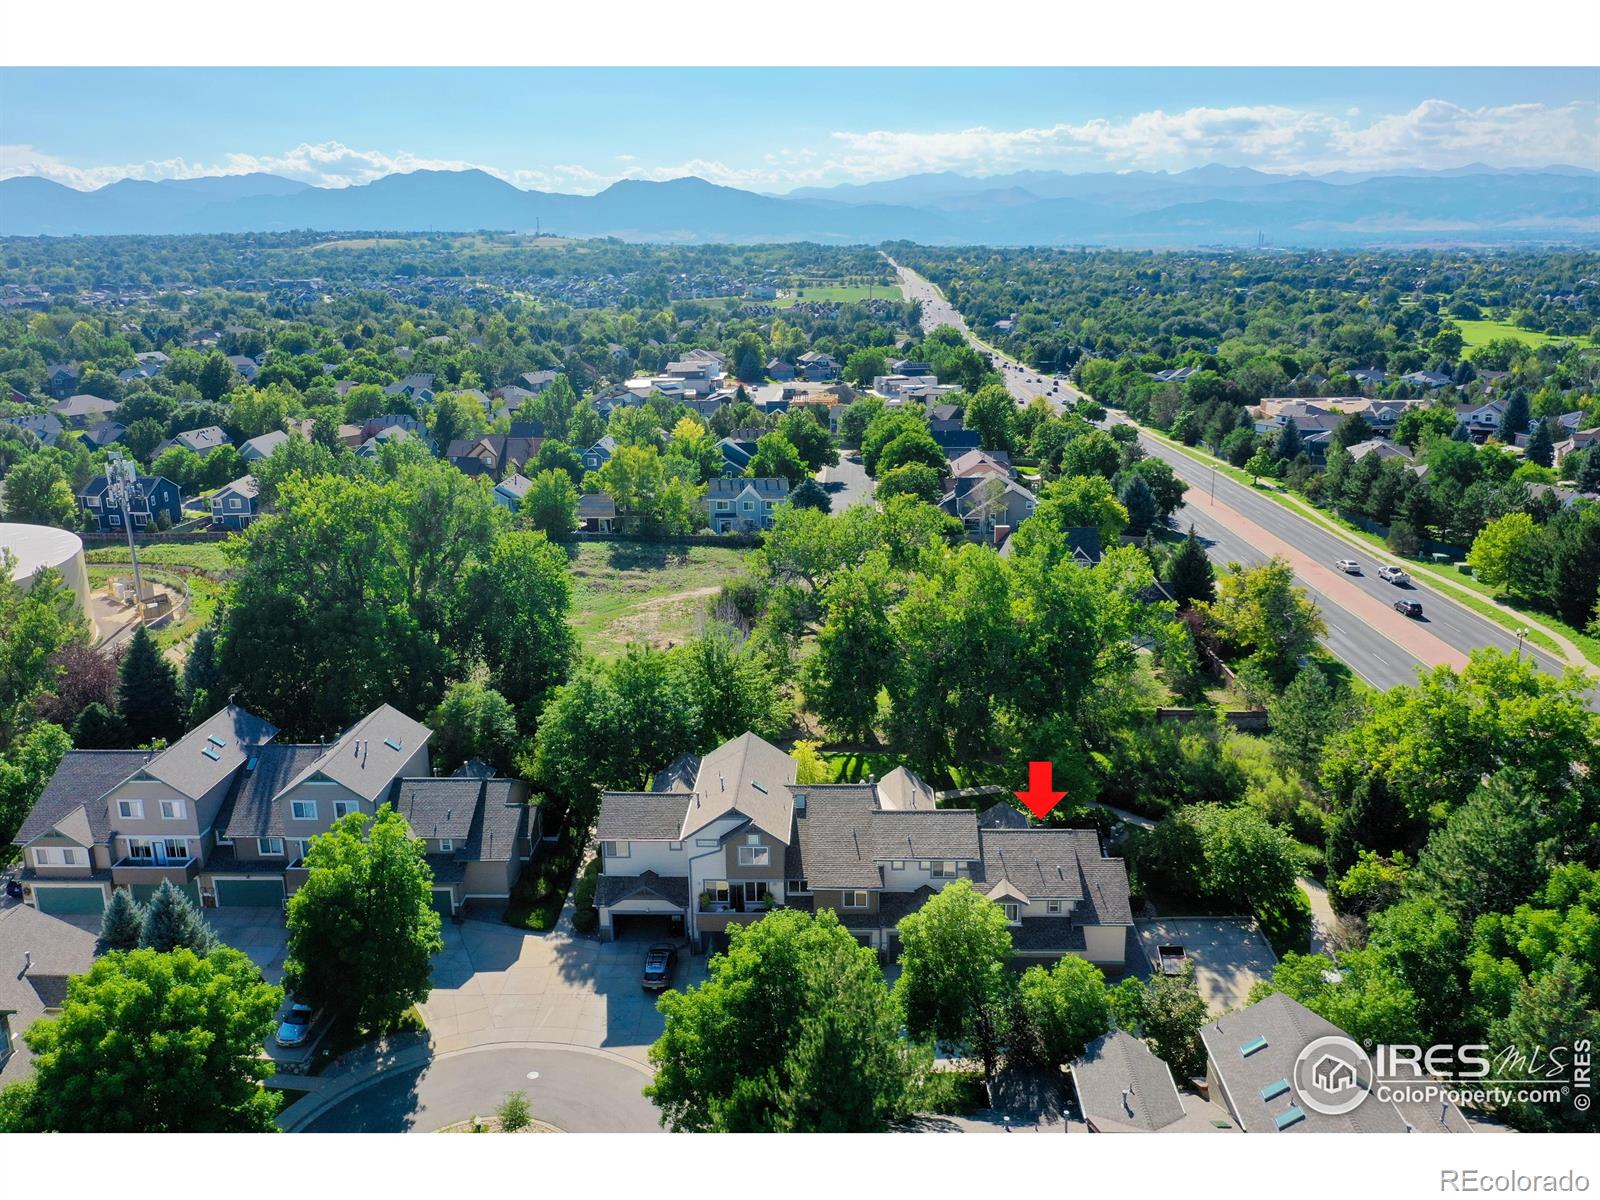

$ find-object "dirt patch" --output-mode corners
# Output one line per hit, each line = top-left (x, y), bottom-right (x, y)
(601, 585), (720, 650)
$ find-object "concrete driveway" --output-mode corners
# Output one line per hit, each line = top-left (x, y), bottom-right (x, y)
(1136, 917), (1277, 1015)
(205, 909), (290, 983)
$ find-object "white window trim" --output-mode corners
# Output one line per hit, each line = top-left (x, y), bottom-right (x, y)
(1046, 900), (1062, 915)
(258, 837), (285, 856)
(1002, 902), (1022, 925)
(669, 841), (683, 851)
(159, 799), (185, 820)
(332, 799), (360, 818)
(607, 840), (630, 859)
(438, 838), (454, 853)
(117, 798), (144, 820)
(737, 845), (770, 867)
(890, 860), (905, 870)
(33, 846), (88, 867)
(290, 799), (318, 821)
(843, 891), (869, 909)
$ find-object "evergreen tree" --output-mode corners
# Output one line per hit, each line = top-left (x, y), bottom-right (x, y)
(1273, 417), (1302, 462)
(1501, 391), (1530, 438)
(182, 623), (223, 724)
(140, 880), (220, 955)
(1118, 473), (1157, 537)
(97, 888), (145, 953)
(1165, 528), (1216, 610)
(117, 627), (185, 747)
(1525, 419), (1554, 468)
(71, 702), (128, 749)
(788, 478), (832, 513)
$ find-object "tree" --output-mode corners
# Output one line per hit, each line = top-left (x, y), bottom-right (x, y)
(1, 453), (76, 527)
(116, 626), (185, 747)
(497, 1090), (533, 1132)
(804, 555), (896, 741)
(844, 348), (888, 387)
(1245, 446), (1276, 484)
(0, 947), (282, 1132)
(465, 529), (575, 725)
(1200, 557), (1325, 690)
(1547, 505), (1600, 627)
(1118, 473), (1157, 537)
(894, 879), (1014, 1048)
(1254, 948), (1423, 1049)
(1127, 456), (1188, 519)
(1059, 429), (1121, 479)
(1468, 512), (1546, 598)
(787, 477), (832, 512)
(860, 409), (928, 476)
(282, 806), (444, 1034)
(1026, 473), (1128, 546)
(97, 888), (144, 953)
(182, 623), (222, 723)
(963, 383), (1017, 454)
(876, 428), (946, 477)
(1524, 418), (1554, 468)
(71, 701), (127, 748)
(777, 408), (838, 472)
(140, 879), (220, 954)
(429, 679), (520, 774)
(875, 462), (941, 505)
(1487, 958), (1600, 1132)
(1409, 771), (1555, 924)
(646, 908), (920, 1131)
(838, 395), (883, 448)
(746, 431), (808, 487)
(1114, 968), (1210, 1080)
(1267, 666), (1351, 783)
(518, 468), (580, 538)
(0, 559), (86, 751)
(1501, 391), (1530, 438)
(1273, 417), (1303, 463)
(1016, 955), (1110, 1067)
(0, 722), (69, 851)
(1165, 528), (1215, 610)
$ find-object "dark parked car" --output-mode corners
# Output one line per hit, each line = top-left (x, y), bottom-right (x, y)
(642, 943), (678, 991)
(1394, 600), (1424, 618)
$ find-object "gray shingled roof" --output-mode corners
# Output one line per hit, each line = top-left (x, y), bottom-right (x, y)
(598, 792), (689, 842)
(871, 810), (981, 862)
(390, 778), (480, 840)
(1071, 1030), (1190, 1132)
(595, 871), (689, 910)
(651, 754), (700, 794)
(461, 780), (530, 864)
(1078, 855), (1135, 925)
(13, 750), (151, 846)
(220, 743), (327, 839)
(281, 704), (430, 803)
(977, 829), (1093, 902)
(786, 787), (882, 890)
(681, 732), (796, 842)
(977, 800), (1030, 829)
(143, 705), (279, 803)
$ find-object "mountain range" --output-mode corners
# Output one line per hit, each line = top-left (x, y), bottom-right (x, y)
(2, 163), (1596, 246)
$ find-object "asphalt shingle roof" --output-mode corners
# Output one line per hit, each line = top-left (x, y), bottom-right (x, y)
(281, 704), (430, 803)
(977, 829), (1093, 902)
(598, 793), (689, 842)
(785, 787), (882, 890)
(143, 705), (279, 803)
(595, 870), (689, 910)
(219, 743), (327, 839)
(390, 778), (480, 840)
(681, 732), (796, 842)
(13, 750), (151, 845)
(1071, 1030), (1189, 1132)
(870, 810), (981, 862)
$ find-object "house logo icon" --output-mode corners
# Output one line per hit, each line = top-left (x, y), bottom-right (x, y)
(1294, 1035), (1373, 1117)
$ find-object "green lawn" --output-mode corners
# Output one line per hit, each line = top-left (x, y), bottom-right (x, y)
(565, 541), (752, 657)
(1455, 318), (1593, 350)
(85, 541), (236, 572)
(775, 283), (902, 306)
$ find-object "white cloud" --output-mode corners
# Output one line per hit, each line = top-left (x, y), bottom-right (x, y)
(3, 100), (1596, 195)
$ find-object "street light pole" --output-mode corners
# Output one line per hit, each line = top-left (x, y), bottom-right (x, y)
(1515, 626), (1528, 661)
(1210, 464), (1217, 507)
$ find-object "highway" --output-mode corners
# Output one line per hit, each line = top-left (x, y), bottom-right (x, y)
(891, 258), (1594, 699)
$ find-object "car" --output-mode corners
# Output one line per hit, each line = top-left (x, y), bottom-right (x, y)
(642, 942), (678, 991)
(1336, 559), (1361, 574)
(1377, 565), (1411, 585)
(1394, 600), (1424, 618)
(275, 1002), (316, 1047)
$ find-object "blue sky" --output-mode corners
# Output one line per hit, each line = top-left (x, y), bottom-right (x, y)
(2, 67), (1596, 192)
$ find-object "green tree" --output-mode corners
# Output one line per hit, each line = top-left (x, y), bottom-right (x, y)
(1267, 666), (1352, 783)
(140, 879), (220, 954)
(1409, 771), (1556, 924)
(429, 679), (520, 774)
(843, 348), (888, 387)
(97, 888), (144, 953)
(1254, 948), (1423, 1049)
(1016, 955), (1110, 1067)
(1115, 968), (1210, 1080)
(647, 908), (919, 1131)
(182, 622), (223, 723)
(788, 477), (832, 512)
(1468, 512), (1546, 598)
(1165, 528), (1216, 610)
(1, 453), (77, 527)
(497, 1090), (533, 1132)
(1025, 473), (1128, 546)
(0, 947), (282, 1132)
(1524, 419), (1555, 468)
(519, 468), (580, 538)
(777, 408), (838, 472)
(0, 722), (70, 850)
(877, 428), (946, 476)
(1118, 472), (1157, 537)
(71, 701), (128, 748)
(282, 806), (444, 1034)
(875, 462), (942, 506)
(466, 529), (575, 724)
(1486, 958), (1600, 1132)
(1200, 557), (1325, 690)
(804, 554), (896, 741)
(894, 879), (1014, 1047)
(746, 431), (808, 487)
(117, 626), (185, 746)
(0, 559), (85, 751)
(963, 383), (1017, 454)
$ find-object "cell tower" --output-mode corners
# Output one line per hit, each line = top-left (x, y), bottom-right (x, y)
(104, 452), (149, 612)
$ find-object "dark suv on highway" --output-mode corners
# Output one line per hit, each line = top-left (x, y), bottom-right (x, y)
(1394, 599), (1424, 619)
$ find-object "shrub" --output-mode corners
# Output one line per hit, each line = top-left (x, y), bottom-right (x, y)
(497, 1090), (532, 1132)
(570, 858), (601, 935)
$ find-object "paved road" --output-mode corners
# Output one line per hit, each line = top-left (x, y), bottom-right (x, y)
(817, 451), (875, 511)
(301, 1045), (660, 1133)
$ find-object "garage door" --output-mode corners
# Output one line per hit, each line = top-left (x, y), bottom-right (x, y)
(215, 878), (284, 908)
(34, 885), (105, 915)
(431, 888), (455, 916)
(130, 882), (201, 906)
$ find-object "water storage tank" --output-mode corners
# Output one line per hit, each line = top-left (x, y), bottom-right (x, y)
(0, 521), (90, 619)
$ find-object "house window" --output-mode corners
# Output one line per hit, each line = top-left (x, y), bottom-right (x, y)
(742, 882), (768, 905)
(291, 799), (318, 821)
(606, 840), (630, 859)
(789, 878), (811, 894)
(703, 880), (730, 904)
(333, 799), (360, 818)
(438, 838), (454, 853)
(162, 838), (189, 861)
(741, 501), (754, 512)
(33, 846), (88, 867)
(792, 793), (807, 814)
(695, 838), (719, 848)
(843, 891), (869, 909)
(890, 860), (905, 871)
(932, 861), (960, 878)
(918, 861), (930, 870)
(1002, 902), (1021, 925)
(258, 837), (285, 856)
(1046, 900), (1062, 915)
(715, 500), (731, 511)
(160, 799), (185, 820)
(287, 839), (310, 861)
(737, 844), (770, 867)
(117, 798), (144, 820)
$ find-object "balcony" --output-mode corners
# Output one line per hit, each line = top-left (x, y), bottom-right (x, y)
(111, 855), (199, 887)
(696, 889), (779, 934)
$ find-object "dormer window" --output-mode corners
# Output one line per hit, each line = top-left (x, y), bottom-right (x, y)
(1002, 902), (1022, 925)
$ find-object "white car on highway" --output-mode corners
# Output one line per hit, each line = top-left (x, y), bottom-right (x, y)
(1336, 559), (1361, 574)
(1377, 565), (1411, 585)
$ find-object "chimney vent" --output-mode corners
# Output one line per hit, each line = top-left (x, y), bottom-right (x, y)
(23, 950), (33, 973)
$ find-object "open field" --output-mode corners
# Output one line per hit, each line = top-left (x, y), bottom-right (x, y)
(85, 542), (235, 572)
(309, 237), (415, 252)
(565, 541), (751, 657)
(1456, 318), (1594, 350)
(776, 283), (902, 306)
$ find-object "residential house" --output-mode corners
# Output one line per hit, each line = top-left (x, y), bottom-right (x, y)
(1149, 366), (1200, 384)
(927, 403), (965, 433)
(210, 475), (261, 530)
(226, 355), (260, 383)
(705, 477), (790, 532)
(1400, 369), (1454, 390)
(796, 350), (839, 381)
(890, 359), (932, 377)
(43, 363), (80, 399)
(520, 370), (559, 394)
(939, 475), (1037, 548)
(239, 430), (290, 463)
(582, 434), (618, 473)
(1200, 993), (1467, 1133)
(1071, 1030), (1235, 1133)
(765, 358), (795, 382)
(594, 733), (1134, 963)
(1554, 425), (1600, 467)
(716, 436), (759, 477)
(78, 473), (182, 533)
(492, 473), (533, 512)
(445, 424), (544, 481)
(1345, 438), (1413, 464)
(1348, 368), (1389, 387)
(578, 492), (617, 533)
(356, 426), (421, 458)
(931, 428), (982, 457)
(75, 422), (127, 451)
(50, 394), (120, 428)
(385, 373), (436, 403)
(154, 425), (231, 458)
(947, 448), (1014, 484)
(0, 904), (97, 1086)
(12, 703), (537, 918)
(1454, 400), (1506, 442)
(1, 411), (63, 446)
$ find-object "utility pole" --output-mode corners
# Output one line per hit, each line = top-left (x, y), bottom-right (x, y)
(105, 452), (147, 615)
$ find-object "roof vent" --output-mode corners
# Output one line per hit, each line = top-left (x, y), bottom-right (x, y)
(752, 781), (767, 795)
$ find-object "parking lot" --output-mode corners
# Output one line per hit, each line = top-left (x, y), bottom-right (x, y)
(1135, 917), (1278, 1014)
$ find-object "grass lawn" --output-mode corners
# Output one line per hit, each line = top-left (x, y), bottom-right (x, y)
(85, 541), (236, 572)
(505, 844), (590, 933)
(776, 283), (902, 306)
(1455, 318), (1594, 350)
(566, 541), (752, 658)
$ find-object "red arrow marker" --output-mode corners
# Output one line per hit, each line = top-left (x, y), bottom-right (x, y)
(1015, 761), (1067, 820)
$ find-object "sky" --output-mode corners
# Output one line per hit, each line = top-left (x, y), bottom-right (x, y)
(2, 67), (1597, 194)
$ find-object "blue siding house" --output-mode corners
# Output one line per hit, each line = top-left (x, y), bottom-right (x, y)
(78, 474), (182, 533)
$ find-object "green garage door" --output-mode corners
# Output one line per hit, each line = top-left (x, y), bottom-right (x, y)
(215, 878), (284, 908)
(130, 882), (201, 906)
(431, 888), (455, 917)
(34, 885), (105, 915)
